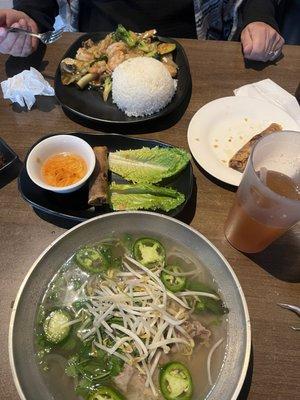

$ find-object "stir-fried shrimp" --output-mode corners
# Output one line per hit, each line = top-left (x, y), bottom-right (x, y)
(97, 33), (114, 52)
(106, 41), (128, 58)
(60, 25), (178, 102)
(161, 56), (178, 77)
(106, 42), (128, 70)
(108, 52), (126, 71)
(76, 47), (95, 62)
(89, 60), (107, 75)
(162, 63), (177, 78)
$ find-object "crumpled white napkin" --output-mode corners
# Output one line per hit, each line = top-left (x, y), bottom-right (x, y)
(234, 78), (300, 127)
(1, 67), (55, 110)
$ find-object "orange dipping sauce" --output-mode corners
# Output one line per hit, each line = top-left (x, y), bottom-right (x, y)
(42, 152), (87, 187)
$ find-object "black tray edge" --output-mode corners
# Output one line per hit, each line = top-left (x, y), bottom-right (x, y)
(0, 137), (19, 174)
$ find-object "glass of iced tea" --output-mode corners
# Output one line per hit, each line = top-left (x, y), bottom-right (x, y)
(224, 130), (300, 253)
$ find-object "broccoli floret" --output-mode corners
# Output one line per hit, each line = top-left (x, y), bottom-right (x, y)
(114, 24), (137, 47)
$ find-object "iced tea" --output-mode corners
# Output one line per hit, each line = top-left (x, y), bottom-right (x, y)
(225, 171), (299, 253)
(224, 131), (300, 253)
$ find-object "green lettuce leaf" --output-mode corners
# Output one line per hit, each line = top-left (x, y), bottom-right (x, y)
(108, 146), (190, 184)
(109, 183), (185, 212)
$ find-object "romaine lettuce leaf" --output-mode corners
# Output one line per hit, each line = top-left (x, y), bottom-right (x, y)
(109, 183), (185, 212)
(108, 146), (190, 184)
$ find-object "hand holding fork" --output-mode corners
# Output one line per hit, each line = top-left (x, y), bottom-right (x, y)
(0, 9), (63, 58)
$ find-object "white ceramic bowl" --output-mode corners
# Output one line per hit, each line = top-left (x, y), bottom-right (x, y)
(26, 135), (96, 193)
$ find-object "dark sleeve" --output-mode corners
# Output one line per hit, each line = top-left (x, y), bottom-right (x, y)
(13, 0), (59, 32)
(241, 0), (279, 32)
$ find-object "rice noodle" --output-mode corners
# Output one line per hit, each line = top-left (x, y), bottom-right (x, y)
(207, 338), (224, 385)
(117, 271), (146, 277)
(177, 291), (220, 300)
(161, 267), (199, 277)
(166, 250), (195, 264)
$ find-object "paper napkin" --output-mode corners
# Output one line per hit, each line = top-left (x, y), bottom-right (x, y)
(234, 78), (300, 127)
(1, 67), (55, 110)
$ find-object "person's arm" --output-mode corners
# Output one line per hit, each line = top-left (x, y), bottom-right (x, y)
(241, 0), (279, 32)
(240, 0), (285, 62)
(13, 0), (59, 32)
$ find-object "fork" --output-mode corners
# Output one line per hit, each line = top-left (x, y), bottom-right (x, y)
(278, 303), (300, 316)
(5, 27), (64, 45)
(278, 303), (300, 330)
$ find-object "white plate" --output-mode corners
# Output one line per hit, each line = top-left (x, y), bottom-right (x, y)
(187, 96), (300, 186)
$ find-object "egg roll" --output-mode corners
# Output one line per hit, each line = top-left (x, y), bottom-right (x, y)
(228, 123), (282, 173)
(88, 146), (108, 206)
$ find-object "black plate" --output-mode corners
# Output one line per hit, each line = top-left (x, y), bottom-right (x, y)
(0, 137), (19, 177)
(54, 33), (192, 125)
(18, 132), (193, 224)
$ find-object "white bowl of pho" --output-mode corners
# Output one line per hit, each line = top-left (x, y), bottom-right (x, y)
(9, 211), (251, 400)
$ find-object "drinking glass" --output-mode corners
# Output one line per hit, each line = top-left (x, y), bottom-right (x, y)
(224, 130), (300, 253)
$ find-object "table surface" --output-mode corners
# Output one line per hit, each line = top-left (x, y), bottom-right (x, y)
(0, 33), (299, 400)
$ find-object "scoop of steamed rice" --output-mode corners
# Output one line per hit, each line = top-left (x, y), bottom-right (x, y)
(112, 57), (177, 117)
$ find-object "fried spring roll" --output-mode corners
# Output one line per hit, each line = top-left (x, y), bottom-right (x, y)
(88, 146), (108, 206)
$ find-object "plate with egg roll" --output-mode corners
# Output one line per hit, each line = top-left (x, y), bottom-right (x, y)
(187, 96), (300, 186)
(18, 132), (193, 226)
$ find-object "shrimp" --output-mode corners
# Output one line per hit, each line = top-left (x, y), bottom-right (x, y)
(75, 47), (94, 62)
(107, 52), (126, 71)
(89, 60), (107, 75)
(106, 41), (128, 71)
(161, 55), (178, 77)
(97, 33), (114, 52)
(106, 41), (128, 58)
(163, 63), (177, 77)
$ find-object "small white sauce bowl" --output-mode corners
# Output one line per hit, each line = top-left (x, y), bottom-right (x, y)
(26, 135), (96, 193)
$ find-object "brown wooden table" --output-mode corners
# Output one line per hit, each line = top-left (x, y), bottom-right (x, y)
(0, 33), (299, 400)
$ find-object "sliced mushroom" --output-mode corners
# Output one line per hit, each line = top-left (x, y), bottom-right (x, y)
(60, 57), (77, 74)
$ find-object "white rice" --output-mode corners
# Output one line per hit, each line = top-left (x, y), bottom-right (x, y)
(112, 57), (177, 117)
